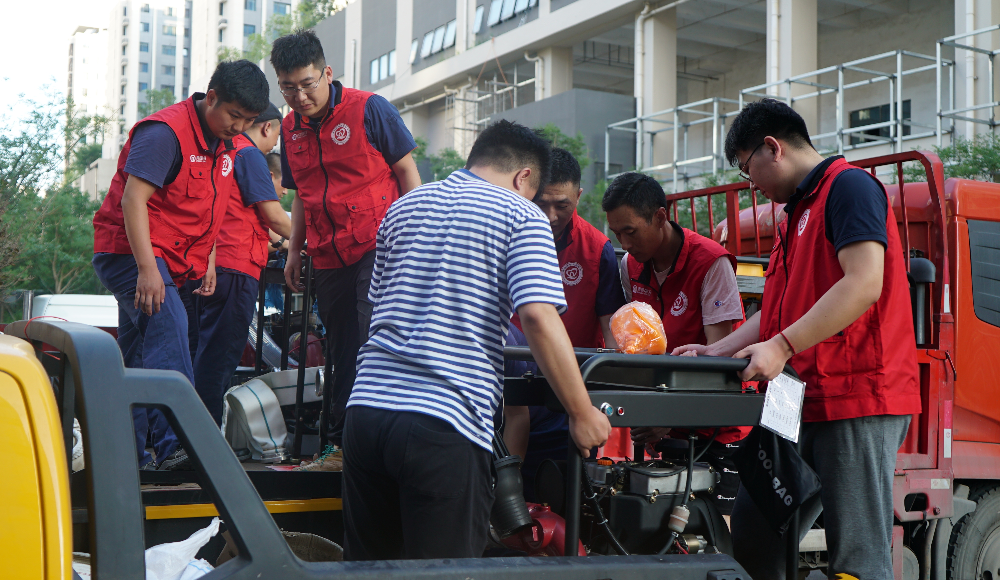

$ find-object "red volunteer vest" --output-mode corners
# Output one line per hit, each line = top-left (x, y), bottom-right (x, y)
(511, 211), (607, 348)
(760, 158), (921, 422)
(626, 225), (748, 444)
(93, 95), (236, 282)
(281, 85), (400, 269)
(214, 137), (271, 280)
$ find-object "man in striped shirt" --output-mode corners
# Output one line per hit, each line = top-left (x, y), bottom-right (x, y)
(342, 120), (612, 560)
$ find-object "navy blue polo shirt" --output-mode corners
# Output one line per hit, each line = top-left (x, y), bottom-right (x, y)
(279, 82), (417, 190)
(124, 122), (277, 208)
(784, 155), (888, 251)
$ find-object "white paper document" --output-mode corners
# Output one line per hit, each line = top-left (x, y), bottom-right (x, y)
(760, 372), (806, 443)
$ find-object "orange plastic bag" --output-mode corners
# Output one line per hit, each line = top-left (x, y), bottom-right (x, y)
(610, 301), (667, 355)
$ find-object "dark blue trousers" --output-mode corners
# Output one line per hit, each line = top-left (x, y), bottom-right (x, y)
(188, 269), (259, 425)
(92, 253), (189, 466)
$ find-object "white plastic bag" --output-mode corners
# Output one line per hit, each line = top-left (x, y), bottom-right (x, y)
(144, 517), (220, 580)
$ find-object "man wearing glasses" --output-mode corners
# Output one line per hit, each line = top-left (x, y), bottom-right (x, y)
(270, 30), (421, 453)
(674, 98), (919, 579)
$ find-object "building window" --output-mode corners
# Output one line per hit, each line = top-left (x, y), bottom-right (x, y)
(244, 24), (255, 36)
(273, 2), (290, 15)
(473, 5), (484, 34)
(140, 62), (148, 72)
(121, 106), (125, 115)
(370, 59), (379, 84)
(185, 27), (190, 37)
(142, 22), (150, 32)
(185, 7), (191, 17)
(183, 47), (189, 56)
(139, 82), (148, 91)
(121, 85), (125, 95)
(431, 25), (445, 54)
(123, 6), (127, 15)
(218, 29), (223, 42)
(161, 85), (174, 93)
(122, 65), (127, 75)
(183, 85), (189, 95)
(123, 25), (127, 35)
(379, 54), (388, 80)
(82, 88), (88, 96)
(122, 45), (127, 55)
(163, 65), (175, 75)
(142, 3), (150, 12)
(140, 42), (149, 52)
(849, 101), (911, 146)
(219, 2), (225, 15)
(500, 0), (516, 20)
(487, 0), (502, 26)
(245, 0), (256, 9)
(513, 0), (529, 14)
(167, 7), (173, 15)
(163, 45), (176, 55)
(163, 25), (177, 36)
(409, 39), (418, 64)
(370, 50), (397, 84)
(443, 20), (456, 49)
(420, 31), (433, 58)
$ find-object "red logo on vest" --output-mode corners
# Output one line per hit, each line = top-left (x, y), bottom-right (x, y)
(221, 154), (233, 177)
(561, 261), (583, 286)
(670, 291), (689, 316)
(332, 123), (350, 145)
(797, 209), (810, 235)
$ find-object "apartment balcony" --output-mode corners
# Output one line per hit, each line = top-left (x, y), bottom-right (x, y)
(218, 18), (228, 29)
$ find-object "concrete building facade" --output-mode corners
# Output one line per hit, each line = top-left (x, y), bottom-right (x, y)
(103, 0), (193, 156)
(68, 26), (110, 120)
(188, 0), (302, 94)
(291, 0), (997, 193)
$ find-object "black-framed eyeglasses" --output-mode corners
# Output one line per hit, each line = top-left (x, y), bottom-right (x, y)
(738, 142), (765, 183)
(279, 77), (324, 97)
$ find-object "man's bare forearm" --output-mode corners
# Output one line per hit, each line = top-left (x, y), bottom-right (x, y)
(288, 194), (306, 251)
(517, 302), (592, 418)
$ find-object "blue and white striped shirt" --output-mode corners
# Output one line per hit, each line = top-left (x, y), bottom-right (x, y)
(348, 169), (567, 451)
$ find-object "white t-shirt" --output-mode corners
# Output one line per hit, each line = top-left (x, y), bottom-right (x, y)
(619, 254), (743, 326)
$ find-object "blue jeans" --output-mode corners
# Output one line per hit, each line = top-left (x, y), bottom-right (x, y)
(92, 253), (191, 466)
(188, 268), (258, 425)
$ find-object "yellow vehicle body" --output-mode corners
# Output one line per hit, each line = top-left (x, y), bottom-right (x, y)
(0, 335), (72, 580)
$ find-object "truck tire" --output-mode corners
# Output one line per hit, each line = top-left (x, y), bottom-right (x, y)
(949, 485), (1000, 580)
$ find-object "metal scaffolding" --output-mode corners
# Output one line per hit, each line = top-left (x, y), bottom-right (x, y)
(606, 49), (955, 190)
(937, 24), (1000, 145)
(446, 72), (536, 156)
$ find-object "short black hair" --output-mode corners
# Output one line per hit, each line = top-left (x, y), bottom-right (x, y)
(724, 98), (814, 166)
(547, 148), (581, 188)
(601, 172), (669, 222)
(466, 120), (550, 190)
(270, 29), (326, 75)
(266, 152), (281, 177)
(208, 60), (270, 114)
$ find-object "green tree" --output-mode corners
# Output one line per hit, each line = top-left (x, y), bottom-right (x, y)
(9, 184), (104, 295)
(71, 142), (103, 177)
(235, 0), (344, 64)
(903, 134), (1000, 183)
(0, 91), (66, 298)
(534, 123), (591, 173)
(138, 88), (176, 119)
(412, 137), (466, 182)
(63, 94), (113, 182)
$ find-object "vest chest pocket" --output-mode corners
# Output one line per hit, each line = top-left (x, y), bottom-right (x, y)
(810, 332), (854, 398)
(345, 192), (385, 244)
(186, 165), (212, 198)
(288, 139), (316, 171)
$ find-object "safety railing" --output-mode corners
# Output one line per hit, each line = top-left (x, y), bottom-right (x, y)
(937, 24), (1000, 144)
(605, 49), (954, 189)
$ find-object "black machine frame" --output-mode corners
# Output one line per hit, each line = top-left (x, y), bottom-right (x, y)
(8, 319), (751, 579)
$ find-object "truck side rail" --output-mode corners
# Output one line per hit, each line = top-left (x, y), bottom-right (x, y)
(6, 319), (749, 579)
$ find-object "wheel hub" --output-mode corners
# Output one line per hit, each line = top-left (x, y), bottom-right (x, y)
(977, 525), (1000, 580)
